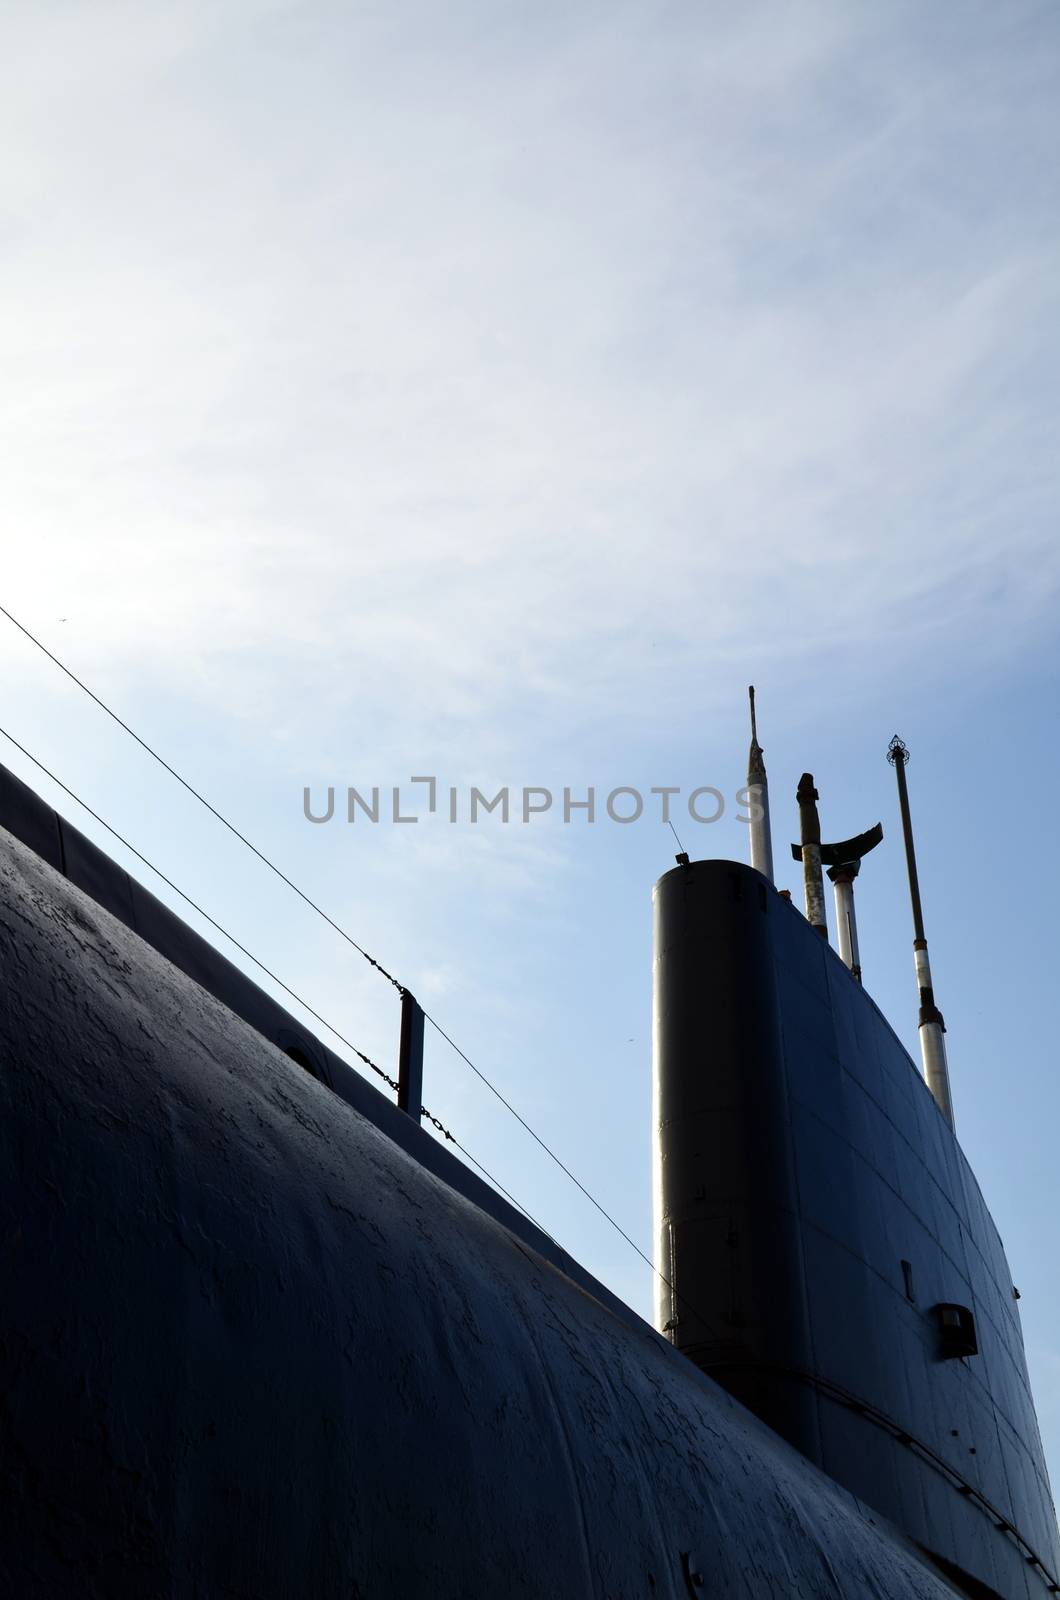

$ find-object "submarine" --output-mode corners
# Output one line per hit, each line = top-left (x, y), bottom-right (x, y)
(1, 694), (1057, 1597)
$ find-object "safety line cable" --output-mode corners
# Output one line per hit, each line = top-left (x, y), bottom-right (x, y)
(420, 1008), (665, 1288)
(0, 721), (549, 1234)
(0, 603), (403, 994)
(0, 607), (715, 1332)
(0, 724), (401, 1090)
(0, 723), (556, 1233)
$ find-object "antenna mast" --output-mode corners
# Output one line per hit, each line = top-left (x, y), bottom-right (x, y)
(887, 736), (954, 1128)
(747, 687), (774, 883)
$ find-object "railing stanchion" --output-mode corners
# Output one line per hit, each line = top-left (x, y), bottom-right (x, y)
(398, 990), (425, 1123)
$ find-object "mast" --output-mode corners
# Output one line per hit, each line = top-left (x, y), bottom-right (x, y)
(747, 687), (774, 883)
(793, 817), (883, 975)
(795, 774), (828, 938)
(827, 862), (862, 980)
(887, 736), (954, 1128)
(818, 823), (884, 983)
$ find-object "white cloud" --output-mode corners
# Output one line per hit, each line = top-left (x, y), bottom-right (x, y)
(3, 1), (1058, 765)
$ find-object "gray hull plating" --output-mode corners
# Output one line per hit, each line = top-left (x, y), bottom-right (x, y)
(0, 819), (964, 1598)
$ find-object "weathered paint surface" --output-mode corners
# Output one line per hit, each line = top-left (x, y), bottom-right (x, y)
(0, 828), (961, 1599)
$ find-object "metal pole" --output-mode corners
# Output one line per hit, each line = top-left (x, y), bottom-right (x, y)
(796, 774), (828, 939)
(827, 862), (861, 980)
(886, 737), (954, 1128)
(747, 686), (775, 884)
(398, 989), (425, 1123)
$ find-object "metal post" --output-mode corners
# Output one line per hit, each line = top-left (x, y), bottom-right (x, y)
(398, 989), (425, 1123)
(827, 862), (861, 980)
(796, 774), (828, 939)
(747, 686), (775, 884)
(887, 737), (954, 1128)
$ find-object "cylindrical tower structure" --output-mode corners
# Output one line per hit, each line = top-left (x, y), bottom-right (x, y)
(828, 860), (862, 980)
(652, 858), (820, 1460)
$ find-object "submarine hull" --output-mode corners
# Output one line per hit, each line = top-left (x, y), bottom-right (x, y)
(0, 818), (964, 1599)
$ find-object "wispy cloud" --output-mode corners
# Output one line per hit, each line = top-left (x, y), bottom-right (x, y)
(3, 1), (1059, 766)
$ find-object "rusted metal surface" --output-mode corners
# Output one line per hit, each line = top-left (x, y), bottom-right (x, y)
(795, 772), (829, 938)
(794, 820), (881, 984)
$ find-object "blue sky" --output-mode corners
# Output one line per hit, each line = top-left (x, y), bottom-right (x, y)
(3, 0), (1060, 1487)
